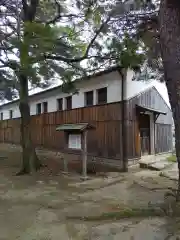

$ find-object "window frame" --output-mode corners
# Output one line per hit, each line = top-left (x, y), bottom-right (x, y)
(42, 101), (48, 113)
(84, 90), (94, 107)
(57, 98), (63, 111)
(65, 96), (72, 110)
(97, 87), (107, 105)
(36, 103), (41, 115)
(9, 110), (13, 119)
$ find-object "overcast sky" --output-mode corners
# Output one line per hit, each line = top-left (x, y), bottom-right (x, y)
(153, 81), (170, 107)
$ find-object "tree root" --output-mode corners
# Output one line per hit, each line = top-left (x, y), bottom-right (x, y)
(16, 163), (47, 176)
(165, 191), (176, 198)
(16, 169), (30, 176)
(34, 162), (44, 171)
(165, 188), (180, 202)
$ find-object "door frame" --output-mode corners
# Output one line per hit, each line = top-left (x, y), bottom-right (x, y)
(136, 111), (155, 157)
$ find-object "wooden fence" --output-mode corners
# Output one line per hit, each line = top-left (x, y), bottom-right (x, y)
(0, 100), (172, 161)
(0, 102), (123, 160)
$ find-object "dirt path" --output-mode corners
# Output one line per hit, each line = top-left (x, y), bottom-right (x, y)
(0, 144), (179, 239)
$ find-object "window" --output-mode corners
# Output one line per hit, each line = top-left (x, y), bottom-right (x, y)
(57, 98), (63, 111)
(43, 102), (48, 113)
(97, 87), (107, 104)
(0, 112), (3, 120)
(9, 110), (13, 119)
(65, 96), (72, 110)
(85, 91), (93, 106)
(36, 103), (41, 115)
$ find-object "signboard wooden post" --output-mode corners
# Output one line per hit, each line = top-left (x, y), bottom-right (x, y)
(81, 130), (88, 180)
(61, 154), (68, 174)
(56, 123), (94, 180)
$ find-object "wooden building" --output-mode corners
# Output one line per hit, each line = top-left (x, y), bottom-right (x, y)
(0, 67), (173, 169)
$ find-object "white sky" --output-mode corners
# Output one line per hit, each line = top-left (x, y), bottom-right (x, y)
(0, 1), (170, 108)
(153, 81), (170, 107)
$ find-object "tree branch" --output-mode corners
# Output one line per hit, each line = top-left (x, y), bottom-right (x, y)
(0, 59), (19, 71)
(43, 0), (84, 25)
(45, 14), (112, 63)
(0, 65), (7, 69)
(44, 0), (62, 25)
(22, 0), (28, 16)
(45, 14), (82, 25)
(28, 0), (39, 21)
(43, 0), (96, 25)
(0, 45), (15, 51)
(0, 59), (9, 68)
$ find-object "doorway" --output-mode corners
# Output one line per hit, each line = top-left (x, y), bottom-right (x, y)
(139, 114), (150, 155)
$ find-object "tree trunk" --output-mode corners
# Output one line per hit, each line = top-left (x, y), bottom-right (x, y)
(120, 69), (128, 172)
(159, 0), (180, 200)
(17, 74), (41, 175)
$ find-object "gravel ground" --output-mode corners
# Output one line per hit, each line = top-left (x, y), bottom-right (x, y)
(0, 143), (178, 239)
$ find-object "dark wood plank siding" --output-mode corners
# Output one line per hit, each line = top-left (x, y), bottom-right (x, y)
(126, 120), (138, 159)
(0, 102), (123, 160)
(0, 87), (173, 162)
(127, 86), (172, 124)
(126, 87), (173, 157)
(155, 124), (172, 154)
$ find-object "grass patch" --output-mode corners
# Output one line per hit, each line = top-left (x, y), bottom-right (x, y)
(167, 155), (176, 163)
(67, 207), (165, 222)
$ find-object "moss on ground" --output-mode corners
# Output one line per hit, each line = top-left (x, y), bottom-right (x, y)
(167, 155), (176, 163)
(67, 207), (165, 221)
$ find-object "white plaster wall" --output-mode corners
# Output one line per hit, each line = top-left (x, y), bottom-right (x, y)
(1, 103), (20, 120)
(125, 69), (170, 108)
(0, 69), (170, 120)
(0, 71), (122, 119)
(127, 79), (155, 99)
(30, 92), (68, 115)
(126, 69), (156, 99)
(72, 71), (122, 108)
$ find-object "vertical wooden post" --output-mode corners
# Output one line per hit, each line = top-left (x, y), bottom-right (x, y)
(150, 113), (155, 155)
(61, 154), (68, 174)
(154, 122), (157, 154)
(81, 131), (88, 180)
(135, 115), (140, 157)
(119, 68), (128, 172)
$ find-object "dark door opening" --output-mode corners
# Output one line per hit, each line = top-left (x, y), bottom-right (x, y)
(139, 114), (150, 155)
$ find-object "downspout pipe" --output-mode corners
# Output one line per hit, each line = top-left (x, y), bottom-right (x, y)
(118, 68), (128, 172)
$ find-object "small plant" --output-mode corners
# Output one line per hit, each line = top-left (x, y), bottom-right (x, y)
(67, 207), (164, 221)
(167, 155), (177, 163)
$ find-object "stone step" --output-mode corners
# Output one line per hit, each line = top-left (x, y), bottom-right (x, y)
(139, 160), (156, 168)
(139, 158), (164, 169)
(148, 160), (173, 171)
(160, 163), (178, 181)
(139, 154), (172, 171)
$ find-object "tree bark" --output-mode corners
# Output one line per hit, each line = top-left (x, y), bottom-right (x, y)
(159, 0), (180, 200)
(16, 73), (41, 175)
(120, 69), (128, 172)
